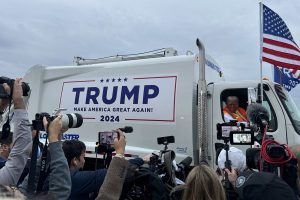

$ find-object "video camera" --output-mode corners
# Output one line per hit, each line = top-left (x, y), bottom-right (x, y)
(245, 103), (298, 195)
(216, 121), (254, 145)
(149, 136), (175, 168)
(246, 144), (287, 171)
(216, 120), (254, 196)
(0, 76), (30, 99)
(32, 112), (83, 131)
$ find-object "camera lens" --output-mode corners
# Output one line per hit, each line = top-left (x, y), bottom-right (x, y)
(61, 113), (83, 129)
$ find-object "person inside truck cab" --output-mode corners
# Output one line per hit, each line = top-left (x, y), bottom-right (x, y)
(223, 96), (248, 122)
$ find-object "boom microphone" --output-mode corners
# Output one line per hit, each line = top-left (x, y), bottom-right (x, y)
(247, 103), (270, 126)
(119, 126), (133, 133)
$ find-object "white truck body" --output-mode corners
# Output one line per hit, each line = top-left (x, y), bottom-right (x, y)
(22, 52), (300, 166)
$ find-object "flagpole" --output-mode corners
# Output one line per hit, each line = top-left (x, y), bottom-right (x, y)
(259, 2), (263, 104)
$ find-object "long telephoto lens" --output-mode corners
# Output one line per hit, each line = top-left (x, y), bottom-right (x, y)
(61, 113), (83, 129)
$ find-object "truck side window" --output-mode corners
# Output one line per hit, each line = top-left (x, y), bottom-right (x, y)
(221, 89), (248, 122)
(221, 89), (277, 132)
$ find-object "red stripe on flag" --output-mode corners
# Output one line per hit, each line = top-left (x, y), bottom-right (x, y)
(263, 38), (300, 53)
(263, 47), (300, 61)
(262, 57), (300, 70)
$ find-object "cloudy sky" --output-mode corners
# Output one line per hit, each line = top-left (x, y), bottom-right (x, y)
(0, 0), (299, 105)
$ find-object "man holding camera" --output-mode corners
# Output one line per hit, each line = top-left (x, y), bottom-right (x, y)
(12, 111), (72, 199)
(0, 78), (32, 185)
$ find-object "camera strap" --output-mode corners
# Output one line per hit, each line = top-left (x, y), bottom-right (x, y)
(27, 132), (40, 194)
(36, 143), (50, 192)
(36, 127), (51, 192)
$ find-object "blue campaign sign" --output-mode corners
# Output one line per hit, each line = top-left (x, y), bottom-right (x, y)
(274, 66), (300, 92)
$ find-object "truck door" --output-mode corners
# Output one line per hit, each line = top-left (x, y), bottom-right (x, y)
(210, 84), (279, 168)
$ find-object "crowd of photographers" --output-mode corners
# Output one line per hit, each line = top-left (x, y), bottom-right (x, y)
(0, 78), (300, 200)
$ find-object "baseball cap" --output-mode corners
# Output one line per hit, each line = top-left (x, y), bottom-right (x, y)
(235, 170), (297, 200)
(217, 147), (246, 173)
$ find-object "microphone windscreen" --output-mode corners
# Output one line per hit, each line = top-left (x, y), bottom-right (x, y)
(119, 126), (133, 133)
(246, 103), (270, 124)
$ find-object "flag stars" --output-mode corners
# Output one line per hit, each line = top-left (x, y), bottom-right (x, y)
(263, 5), (296, 41)
(99, 77), (129, 83)
(263, 5), (299, 77)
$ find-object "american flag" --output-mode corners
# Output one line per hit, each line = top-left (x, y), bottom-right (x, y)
(262, 4), (300, 71)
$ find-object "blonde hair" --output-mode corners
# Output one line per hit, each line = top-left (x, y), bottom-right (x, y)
(182, 165), (226, 200)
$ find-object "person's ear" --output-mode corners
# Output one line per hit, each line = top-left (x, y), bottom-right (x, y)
(71, 158), (77, 167)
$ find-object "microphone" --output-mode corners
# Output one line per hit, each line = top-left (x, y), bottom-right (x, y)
(247, 103), (270, 126)
(177, 156), (192, 172)
(119, 126), (133, 133)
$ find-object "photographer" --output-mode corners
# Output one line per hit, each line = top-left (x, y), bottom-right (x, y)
(62, 129), (131, 200)
(217, 147), (245, 200)
(18, 114), (71, 199)
(0, 78), (32, 185)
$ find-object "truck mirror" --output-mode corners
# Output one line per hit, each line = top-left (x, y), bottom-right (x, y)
(248, 87), (257, 105)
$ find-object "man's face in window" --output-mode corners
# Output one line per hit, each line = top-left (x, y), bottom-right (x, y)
(227, 97), (239, 113)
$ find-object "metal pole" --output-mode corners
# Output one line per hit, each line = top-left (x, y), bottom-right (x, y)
(259, 2), (264, 103)
(196, 38), (208, 164)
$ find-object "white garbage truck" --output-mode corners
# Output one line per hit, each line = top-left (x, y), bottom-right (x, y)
(21, 41), (300, 166)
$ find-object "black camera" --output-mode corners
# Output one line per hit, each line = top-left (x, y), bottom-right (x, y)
(216, 121), (248, 140)
(246, 142), (299, 196)
(33, 112), (83, 131)
(0, 76), (30, 99)
(246, 143), (286, 170)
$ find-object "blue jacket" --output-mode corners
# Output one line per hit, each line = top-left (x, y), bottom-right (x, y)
(69, 169), (107, 200)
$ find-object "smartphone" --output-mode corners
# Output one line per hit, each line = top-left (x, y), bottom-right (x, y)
(98, 131), (119, 145)
(230, 131), (254, 145)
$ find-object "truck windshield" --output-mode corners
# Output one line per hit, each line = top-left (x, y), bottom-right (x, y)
(275, 84), (300, 134)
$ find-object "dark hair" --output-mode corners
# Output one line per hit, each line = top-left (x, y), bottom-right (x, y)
(62, 140), (86, 166)
(0, 131), (13, 145)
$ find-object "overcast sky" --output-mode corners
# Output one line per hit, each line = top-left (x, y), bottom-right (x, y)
(0, 0), (299, 105)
